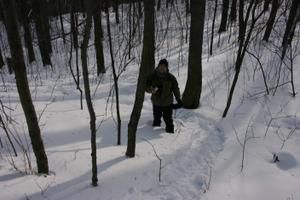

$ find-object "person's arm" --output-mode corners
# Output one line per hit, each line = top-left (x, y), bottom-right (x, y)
(171, 75), (182, 104)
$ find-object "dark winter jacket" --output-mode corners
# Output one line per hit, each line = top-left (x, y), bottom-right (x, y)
(146, 69), (181, 107)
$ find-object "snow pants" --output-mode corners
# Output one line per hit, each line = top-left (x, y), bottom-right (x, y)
(152, 105), (174, 133)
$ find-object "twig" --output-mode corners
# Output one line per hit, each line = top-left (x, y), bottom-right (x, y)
(140, 137), (162, 182)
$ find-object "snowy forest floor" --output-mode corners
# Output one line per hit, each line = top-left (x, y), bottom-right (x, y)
(1, 45), (300, 199)
(1, 8), (300, 200)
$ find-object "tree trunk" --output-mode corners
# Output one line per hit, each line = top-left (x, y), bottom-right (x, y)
(106, 8), (122, 145)
(230, 0), (237, 22)
(210, 0), (218, 55)
(0, 47), (4, 69)
(17, 0), (35, 63)
(1, 0), (49, 174)
(128, 2), (132, 59)
(58, 0), (66, 44)
(81, 0), (98, 186)
(263, 0), (272, 12)
(263, 0), (279, 42)
(223, 0), (264, 117)
(157, 0), (161, 11)
(126, 0), (155, 157)
(113, 0), (120, 24)
(185, 0), (190, 14)
(70, 2), (79, 50)
(182, 0), (206, 109)
(93, 0), (106, 75)
(31, 0), (52, 66)
(281, 0), (300, 59)
(218, 0), (229, 33)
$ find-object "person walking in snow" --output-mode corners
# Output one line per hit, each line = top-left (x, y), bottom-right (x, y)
(146, 59), (183, 133)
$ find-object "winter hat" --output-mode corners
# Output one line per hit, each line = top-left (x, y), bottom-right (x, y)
(158, 59), (168, 67)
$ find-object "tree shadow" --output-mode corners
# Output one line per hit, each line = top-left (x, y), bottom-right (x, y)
(0, 172), (24, 182)
(25, 156), (127, 200)
(275, 152), (298, 170)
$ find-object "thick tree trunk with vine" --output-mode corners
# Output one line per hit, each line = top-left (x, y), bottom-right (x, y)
(126, 0), (155, 157)
(81, 0), (98, 186)
(182, 0), (206, 109)
(1, 0), (49, 174)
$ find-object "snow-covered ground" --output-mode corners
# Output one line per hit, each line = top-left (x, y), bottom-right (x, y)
(1, 4), (300, 200)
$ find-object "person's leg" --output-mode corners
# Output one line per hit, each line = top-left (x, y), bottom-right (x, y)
(153, 105), (162, 126)
(162, 106), (174, 133)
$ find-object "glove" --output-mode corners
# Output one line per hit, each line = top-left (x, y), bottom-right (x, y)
(172, 99), (183, 110)
(152, 87), (159, 94)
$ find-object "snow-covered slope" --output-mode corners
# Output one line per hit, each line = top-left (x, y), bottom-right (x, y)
(1, 4), (300, 200)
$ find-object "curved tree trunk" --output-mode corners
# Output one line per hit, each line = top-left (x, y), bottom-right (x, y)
(1, 0), (49, 174)
(126, 0), (155, 157)
(182, 0), (206, 109)
(81, 0), (98, 186)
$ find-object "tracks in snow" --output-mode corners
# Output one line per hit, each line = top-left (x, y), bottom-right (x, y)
(138, 110), (226, 200)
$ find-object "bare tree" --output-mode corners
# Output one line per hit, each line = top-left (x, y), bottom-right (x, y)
(57, 0), (66, 44)
(81, 0), (98, 186)
(182, 0), (206, 108)
(1, 0), (49, 174)
(223, 0), (265, 117)
(31, 0), (52, 66)
(263, 0), (279, 42)
(0, 47), (4, 69)
(105, 6), (122, 145)
(93, 0), (106, 75)
(230, 0), (237, 22)
(113, 0), (120, 24)
(126, 0), (155, 157)
(281, 0), (300, 59)
(17, 0), (35, 63)
(69, 2), (83, 109)
(210, 0), (218, 55)
(263, 0), (272, 12)
(219, 0), (229, 33)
